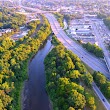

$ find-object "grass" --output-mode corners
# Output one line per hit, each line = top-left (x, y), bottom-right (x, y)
(85, 86), (106, 110)
(67, 35), (107, 110)
(83, 51), (110, 105)
(55, 30), (106, 109)
(82, 62), (106, 110)
(81, 78), (106, 110)
(68, 35), (107, 110)
(83, 62), (94, 74)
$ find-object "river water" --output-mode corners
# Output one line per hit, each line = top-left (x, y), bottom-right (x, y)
(22, 39), (52, 110)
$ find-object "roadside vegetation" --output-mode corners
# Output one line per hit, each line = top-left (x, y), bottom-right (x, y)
(93, 71), (110, 99)
(27, 20), (40, 36)
(64, 14), (71, 25)
(54, 13), (76, 27)
(0, 16), (51, 110)
(44, 36), (96, 110)
(82, 42), (104, 58)
(97, 13), (107, 19)
(97, 12), (110, 30)
(64, 14), (76, 25)
(54, 12), (64, 28)
(103, 17), (110, 30)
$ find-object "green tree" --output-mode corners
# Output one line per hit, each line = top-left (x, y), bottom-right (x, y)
(83, 73), (93, 87)
(85, 92), (96, 110)
(93, 72), (106, 85)
(68, 90), (86, 109)
(0, 22), (3, 27)
(69, 70), (81, 79)
(68, 107), (75, 110)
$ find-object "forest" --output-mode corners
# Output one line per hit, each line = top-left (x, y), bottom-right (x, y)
(0, 8), (26, 30)
(44, 36), (96, 110)
(0, 15), (51, 110)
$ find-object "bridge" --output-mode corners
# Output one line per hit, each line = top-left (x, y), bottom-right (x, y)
(0, 0), (21, 7)
(20, 6), (57, 14)
(0, 0), (57, 14)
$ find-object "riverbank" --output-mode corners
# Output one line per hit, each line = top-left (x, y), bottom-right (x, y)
(21, 39), (53, 110)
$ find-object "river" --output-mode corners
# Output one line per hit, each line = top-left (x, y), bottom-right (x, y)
(22, 39), (52, 110)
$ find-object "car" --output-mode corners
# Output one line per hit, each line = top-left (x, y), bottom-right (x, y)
(102, 99), (105, 102)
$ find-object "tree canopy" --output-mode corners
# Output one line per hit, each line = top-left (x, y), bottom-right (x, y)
(0, 8), (26, 30)
(93, 71), (110, 99)
(44, 36), (96, 110)
(0, 15), (51, 110)
(83, 42), (104, 58)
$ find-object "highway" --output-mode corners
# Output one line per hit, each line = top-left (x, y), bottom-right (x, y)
(21, 5), (110, 75)
(92, 21), (110, 73)
(45, 13), (110, 110)
(17, 3), (110, 109)
(45, 13), (110, 77)
(92, 82), (110, 110)
(21, 6), (57, 14)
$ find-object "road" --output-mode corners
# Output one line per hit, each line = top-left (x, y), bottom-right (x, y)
(45, 13), (110, 110)
(92, 21), (110, 73)
(45, 13), (109, 77)
(21, 6), (57, 14)
(18, 4), (110, 109)
(92, 82), (110, 110)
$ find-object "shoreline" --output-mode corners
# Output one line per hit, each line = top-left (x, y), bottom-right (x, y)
(21, 38), (53, 110)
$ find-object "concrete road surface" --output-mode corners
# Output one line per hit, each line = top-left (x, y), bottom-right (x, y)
(45, 13), (110, 78)
(17, 4), (110, 109)
(92, 21), (110, 73)
(45, 13), (110, 110)
(92, 82), (110, 110)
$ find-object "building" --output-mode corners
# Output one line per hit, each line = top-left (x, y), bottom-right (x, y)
(75, 28), (93, 36)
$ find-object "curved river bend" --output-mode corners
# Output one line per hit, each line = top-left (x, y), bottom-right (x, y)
(23, 40), (52, 110)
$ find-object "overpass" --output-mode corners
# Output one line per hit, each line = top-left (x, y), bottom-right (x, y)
(21, 6), (57, 14)
(0, 0), (57, 13)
